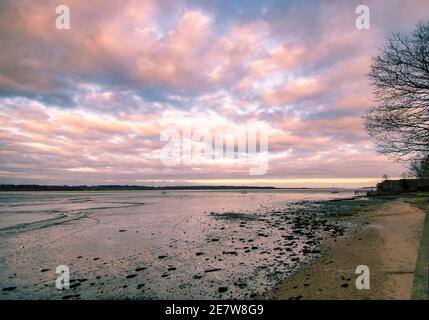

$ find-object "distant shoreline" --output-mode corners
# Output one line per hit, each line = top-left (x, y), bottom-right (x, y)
(0, 184), (289, 192)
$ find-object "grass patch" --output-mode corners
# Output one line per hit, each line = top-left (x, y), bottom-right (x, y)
(210, 212), (259, 221)
(322, 196), (391, 218)
(405, 192), (429, 210)
(409, 193), (429, 300)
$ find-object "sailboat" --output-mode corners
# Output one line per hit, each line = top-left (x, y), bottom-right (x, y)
(330, 184), (340, 193)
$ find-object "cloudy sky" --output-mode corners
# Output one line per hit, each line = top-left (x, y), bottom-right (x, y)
(0, 0), (428, 187)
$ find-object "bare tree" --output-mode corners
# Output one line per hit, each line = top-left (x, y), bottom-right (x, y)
(409, 156), (429, 178)
(364, 22), (429, 162)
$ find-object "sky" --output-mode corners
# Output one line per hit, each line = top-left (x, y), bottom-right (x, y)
(0, 0), (428, 188)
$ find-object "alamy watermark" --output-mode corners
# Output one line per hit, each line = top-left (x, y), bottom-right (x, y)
(55, 265), (70, 290)
(55, 5), (70, 30)
(355, 265), (370, 289)
(160, 124), (269, 175)
(355, 5), (370, 30)
(55, 4), (370, 31)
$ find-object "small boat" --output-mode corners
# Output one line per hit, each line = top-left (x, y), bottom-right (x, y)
(330, 184), (340, 193)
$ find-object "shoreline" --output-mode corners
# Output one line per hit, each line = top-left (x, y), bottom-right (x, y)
(268, 194), (428, 300)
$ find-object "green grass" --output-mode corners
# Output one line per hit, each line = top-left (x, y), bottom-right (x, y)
(408, 193), (429, 300)
(323, 196), (391, 218)
(406, 192), (429, 210)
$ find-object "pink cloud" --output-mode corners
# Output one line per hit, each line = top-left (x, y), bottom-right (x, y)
(261, 77), (325, 105)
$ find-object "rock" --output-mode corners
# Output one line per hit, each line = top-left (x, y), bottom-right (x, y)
(222, 251), (238, 256)
(234, 282), (247, 289)
(2, 286), (16, 292)
(126, 274), (137, 279)
(204, 268), (222, 273)
(218, 286), (228, 293)
(135, 267), (147, 272)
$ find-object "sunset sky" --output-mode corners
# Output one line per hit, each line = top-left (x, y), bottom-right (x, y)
(1, 0), (429, 187)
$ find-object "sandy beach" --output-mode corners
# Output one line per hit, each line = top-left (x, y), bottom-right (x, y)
(270, 198), (427, 300)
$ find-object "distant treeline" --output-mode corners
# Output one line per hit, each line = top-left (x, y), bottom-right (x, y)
(0, 184), (277, 191)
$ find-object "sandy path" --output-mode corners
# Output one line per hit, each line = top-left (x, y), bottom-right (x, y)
(270, 200), (425, 300)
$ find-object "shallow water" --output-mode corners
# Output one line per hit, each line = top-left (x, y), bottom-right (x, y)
(0, 189), (353, 299)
